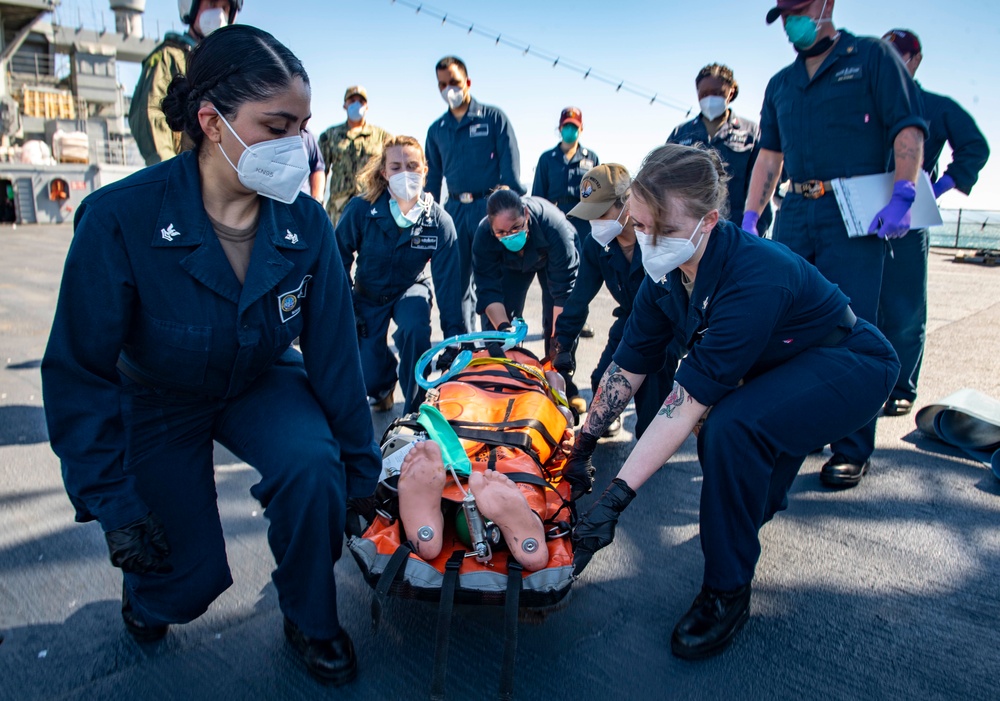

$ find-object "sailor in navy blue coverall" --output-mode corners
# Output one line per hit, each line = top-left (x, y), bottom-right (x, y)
(569, 145), (899, 659)
(336, 172), (464, 413)
(41, 151), (380, 642)
(426, 57), (524, 332)
(744, 8), (926, 487)
(877, 29), (990, 416)
(667, 63), (772, 236)
(532, 106), (599, 246)
(472, 193), (579, 354)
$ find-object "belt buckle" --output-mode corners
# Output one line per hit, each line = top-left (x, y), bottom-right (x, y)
(801, 180), (825, 199)
(458, 192), (474, 204)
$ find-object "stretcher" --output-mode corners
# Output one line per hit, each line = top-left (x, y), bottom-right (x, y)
(346, 320), (576, 701)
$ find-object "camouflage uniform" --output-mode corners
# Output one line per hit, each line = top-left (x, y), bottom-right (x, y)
(318, 121), (390, 226)
(128, 32), (197, 166)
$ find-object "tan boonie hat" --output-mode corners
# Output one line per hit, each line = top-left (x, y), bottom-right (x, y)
(568, 163), (631, 220)
(344, 85), (368, 102)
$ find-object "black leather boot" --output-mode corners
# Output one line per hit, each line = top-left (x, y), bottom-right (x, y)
(284, 617), (358, 685)
(820, 454), (870, 488)
(121, 584), (168, 642)
(670, 584), (751, 660)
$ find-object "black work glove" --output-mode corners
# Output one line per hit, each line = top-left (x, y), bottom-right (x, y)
(552, 347), (575, 376)
(564, 432), (598, 502)
(105, 513), (172, 575)
(345, 495), (378, 538)
(435, 345), (461, 372)
(571, 478), (636, 576)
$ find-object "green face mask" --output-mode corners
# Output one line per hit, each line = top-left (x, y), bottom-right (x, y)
(560, 125), (580, 144)
(784, 15), (818, 49)
(499, 230), (528, 252)
(784, 0), (828, 50)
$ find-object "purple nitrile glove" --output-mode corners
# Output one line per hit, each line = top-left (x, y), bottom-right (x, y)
(932, 174), (956, 199)
(868, 180), (917, 240)
(741, 211), (760, 235)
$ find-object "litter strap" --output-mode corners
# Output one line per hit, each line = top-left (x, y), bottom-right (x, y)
(498, 558), (523, 701)
(371, 543), (412, 630)
(430, 550), (465, 701)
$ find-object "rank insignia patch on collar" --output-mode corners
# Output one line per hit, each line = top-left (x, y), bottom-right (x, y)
(285, 230), (299, 245)
(276, 274), (313, 323)
(161, 224), (180, 241)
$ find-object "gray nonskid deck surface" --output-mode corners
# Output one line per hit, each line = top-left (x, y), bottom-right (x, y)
(1, 225), (998, 700)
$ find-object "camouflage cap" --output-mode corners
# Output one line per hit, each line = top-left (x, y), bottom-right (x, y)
(568, 164), (631, 220)
(344, 85), (368, 102)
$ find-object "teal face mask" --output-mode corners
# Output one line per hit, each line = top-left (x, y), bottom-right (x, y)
(499, 230), (528, 252)
(784, 14), (818, 49)
(784, 0), (828, 50)
(560, 125), (580, 144)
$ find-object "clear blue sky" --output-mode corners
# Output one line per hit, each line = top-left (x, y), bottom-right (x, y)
(62, 0), (999, 210)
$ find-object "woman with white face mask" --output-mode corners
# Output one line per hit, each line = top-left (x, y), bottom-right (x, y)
(666, 63), (773, 237)
(43, 25), (378, 686)
(565, 144), (899, 660)
(335, 136), (464, 414)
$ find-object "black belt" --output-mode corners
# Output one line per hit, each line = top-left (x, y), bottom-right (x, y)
(817, 307), (857, 347)
(116, 358), (213, 399)
(789, 180), (833, 199)
(353, 283), (393, 305)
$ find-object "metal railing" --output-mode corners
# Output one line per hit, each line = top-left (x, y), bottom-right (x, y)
(930, 209), (1000, 249)
(8, 52), (58, 80)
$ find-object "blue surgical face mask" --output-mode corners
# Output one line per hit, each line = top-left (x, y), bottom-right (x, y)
(499, 230), (528, 252)
(560, 124), (580, 144)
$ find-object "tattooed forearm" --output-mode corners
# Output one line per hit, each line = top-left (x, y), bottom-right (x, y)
(657, 382), (691, 418)
(893, 126), (924, 182)
(758, 169), (777, 209)
(583, 362), (636, 437)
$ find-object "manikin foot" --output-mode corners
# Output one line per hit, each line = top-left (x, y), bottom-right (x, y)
(469, 470), (549, 571)
(398, 441), (446, 559)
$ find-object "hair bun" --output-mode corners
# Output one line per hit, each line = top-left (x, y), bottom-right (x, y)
(162, 74), (193, 132)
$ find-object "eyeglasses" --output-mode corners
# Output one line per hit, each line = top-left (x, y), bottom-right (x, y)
(493, 220), (527, 238)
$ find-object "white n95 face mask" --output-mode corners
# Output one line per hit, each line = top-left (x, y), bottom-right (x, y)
(198, 7), (228, 36)
(635, 215), (707, 282)
(699, 96), (727, 121)
(346, 102), (366, 122)
(590, 207), (628, 247)
(441, 86), (465, 109)
(388, 171), (424, 202)
(215, 109), (309, 205)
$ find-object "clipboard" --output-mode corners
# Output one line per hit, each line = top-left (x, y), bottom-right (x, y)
(831, 171), (942, 238)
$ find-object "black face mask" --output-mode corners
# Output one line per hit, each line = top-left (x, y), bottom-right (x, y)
(796, 35), (835, 58)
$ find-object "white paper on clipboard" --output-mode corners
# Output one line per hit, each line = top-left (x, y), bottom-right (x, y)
(831, 171), (943, 238)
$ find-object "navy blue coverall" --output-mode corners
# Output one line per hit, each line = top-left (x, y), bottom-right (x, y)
(667, 112), (772, 236)
(336, 191), (465, 413)
(41, 152), (381, 640)
(760, 30), (926, 464)
(614, 221), (899, 591)
(472, 196), (579, 353)
(554, 233), (681, 437)
(531, 143), (599, 247)
(878, 84), (990, 403)
(425, 97), (525, 332)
